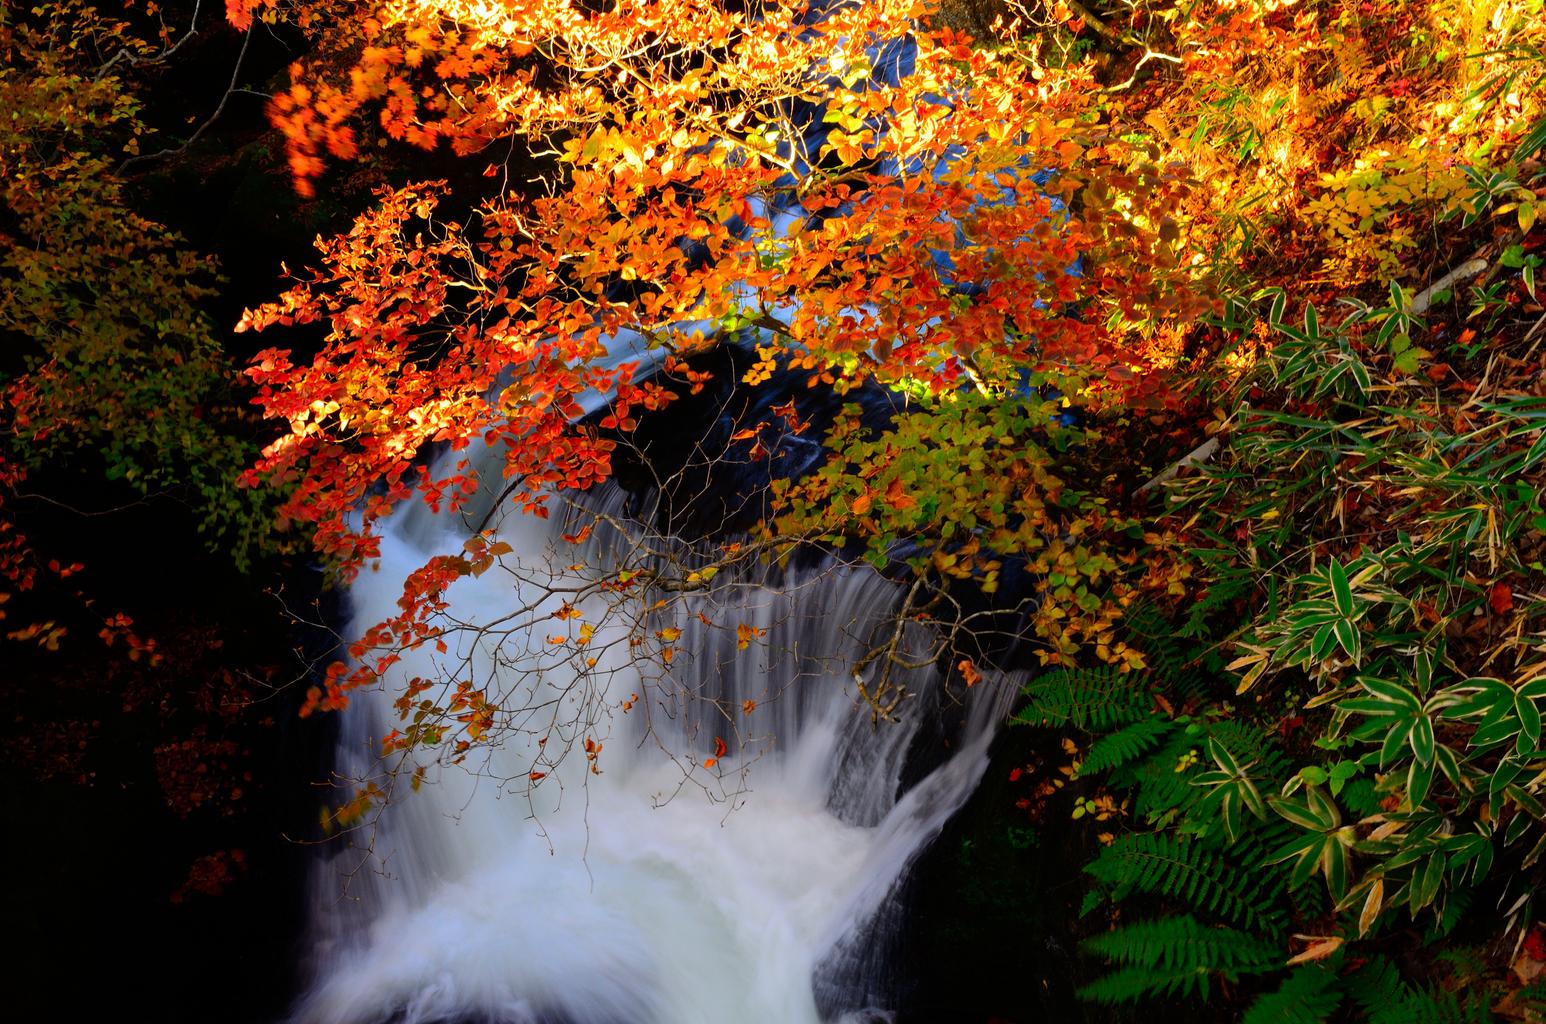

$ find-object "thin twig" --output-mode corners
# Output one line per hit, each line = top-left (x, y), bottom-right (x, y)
(96, 0), (203, 81)
(1102, 48), (1184, 93)
(119, 24), (253, 173)
(1135, 436), (1221, 495)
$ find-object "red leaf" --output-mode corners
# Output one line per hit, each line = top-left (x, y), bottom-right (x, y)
(1489, 582), (1514, 615)
(225, 0), (255, 31)
(1524, 925), (1546, 962)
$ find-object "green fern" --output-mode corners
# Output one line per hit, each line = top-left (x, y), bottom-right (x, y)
(1206, 720), (1290, 780)
(1124, 600), (1188, 671)
(1179, 572), (1254, 639)
(1242, 965), (1343, 1024)
(1424, 887), (1472, 943)
(1345, 955), (1407, 1017)
(1014, 664), (1148, 731)
(1373, 988), (1494, 1024)
(1084, 832), (1287, 934)
(1347, 956), (1494, 1024)
(1077, 717), (1178, 777)
(1338, 776), (1383, 818)
(1119, 729), (1208, 818)
(1078, 914), (1279, 1003)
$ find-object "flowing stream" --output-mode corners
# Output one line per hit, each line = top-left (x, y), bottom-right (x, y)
(291, 435), (1017, 1024)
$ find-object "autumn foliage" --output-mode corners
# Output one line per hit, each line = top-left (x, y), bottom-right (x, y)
(2, 0), (272, 656)
(211, 2), (1546, 1009)
(231, 0), (1240, 723)
(1, 0), (1543, 1016)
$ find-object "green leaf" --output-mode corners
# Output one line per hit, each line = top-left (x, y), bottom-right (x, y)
(1273, 796), (1331, 831)
(1077, 915), (1279, 1004)
(1516, 692), (1541, 755)
(1361, 677), (1421, 711)
(1333, 618), (1360, 661)
(1329, 559), (1354, 617)
(1298, 765), (1330, 786)
(1209, 736), (1243, 776)
(1411, 853), (1445, 911)
(1410, 715), (1435, 765)
(1408, 757), (1435, 807)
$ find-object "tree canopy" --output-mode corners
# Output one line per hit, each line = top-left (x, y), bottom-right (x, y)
(3, 0), (1545, 1019)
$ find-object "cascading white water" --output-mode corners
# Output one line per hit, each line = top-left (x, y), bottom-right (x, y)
(292, 439), (1018, 1024)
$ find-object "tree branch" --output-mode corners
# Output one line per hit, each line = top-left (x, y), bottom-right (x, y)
(118, 24), (253, 173)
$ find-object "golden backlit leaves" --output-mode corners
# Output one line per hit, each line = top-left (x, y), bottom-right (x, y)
(235, 0), (1546, 746)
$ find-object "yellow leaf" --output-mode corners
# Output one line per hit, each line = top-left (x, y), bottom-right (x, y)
(1235, 659), (1268, 695)
(1358, 878), (1384, 937)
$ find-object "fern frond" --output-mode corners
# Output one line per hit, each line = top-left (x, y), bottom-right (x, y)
(1371, 988), (1493, 1024)
(1078, 717), (1178, 778)
(1122, 729), (1207, 818)
(1078, 914), (1278, 1003)
(1207, 720), (1291, 781)
(1014, 664), (1148, 731)
(1338, 776), (1383, 818)
(1084, 833), (1287, 934)
(1242, 965), (1343, 1024)
(1179, 573), (1254, 639)
(1124, 600), (1202, 689)
(1348, 957), (1492, 1024)
(1345, 955), (1406, 1016)
(1424, 887), (1472, 943)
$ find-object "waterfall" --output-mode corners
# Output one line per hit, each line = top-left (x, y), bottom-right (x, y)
(285, 10), (1041, 1019)
(290, 427), (1018, 1024)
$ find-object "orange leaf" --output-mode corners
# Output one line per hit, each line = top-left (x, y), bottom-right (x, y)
(1287, 936), (1344, 966)
(885, 477), (916, 511)
(225, 0), (255, 31)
